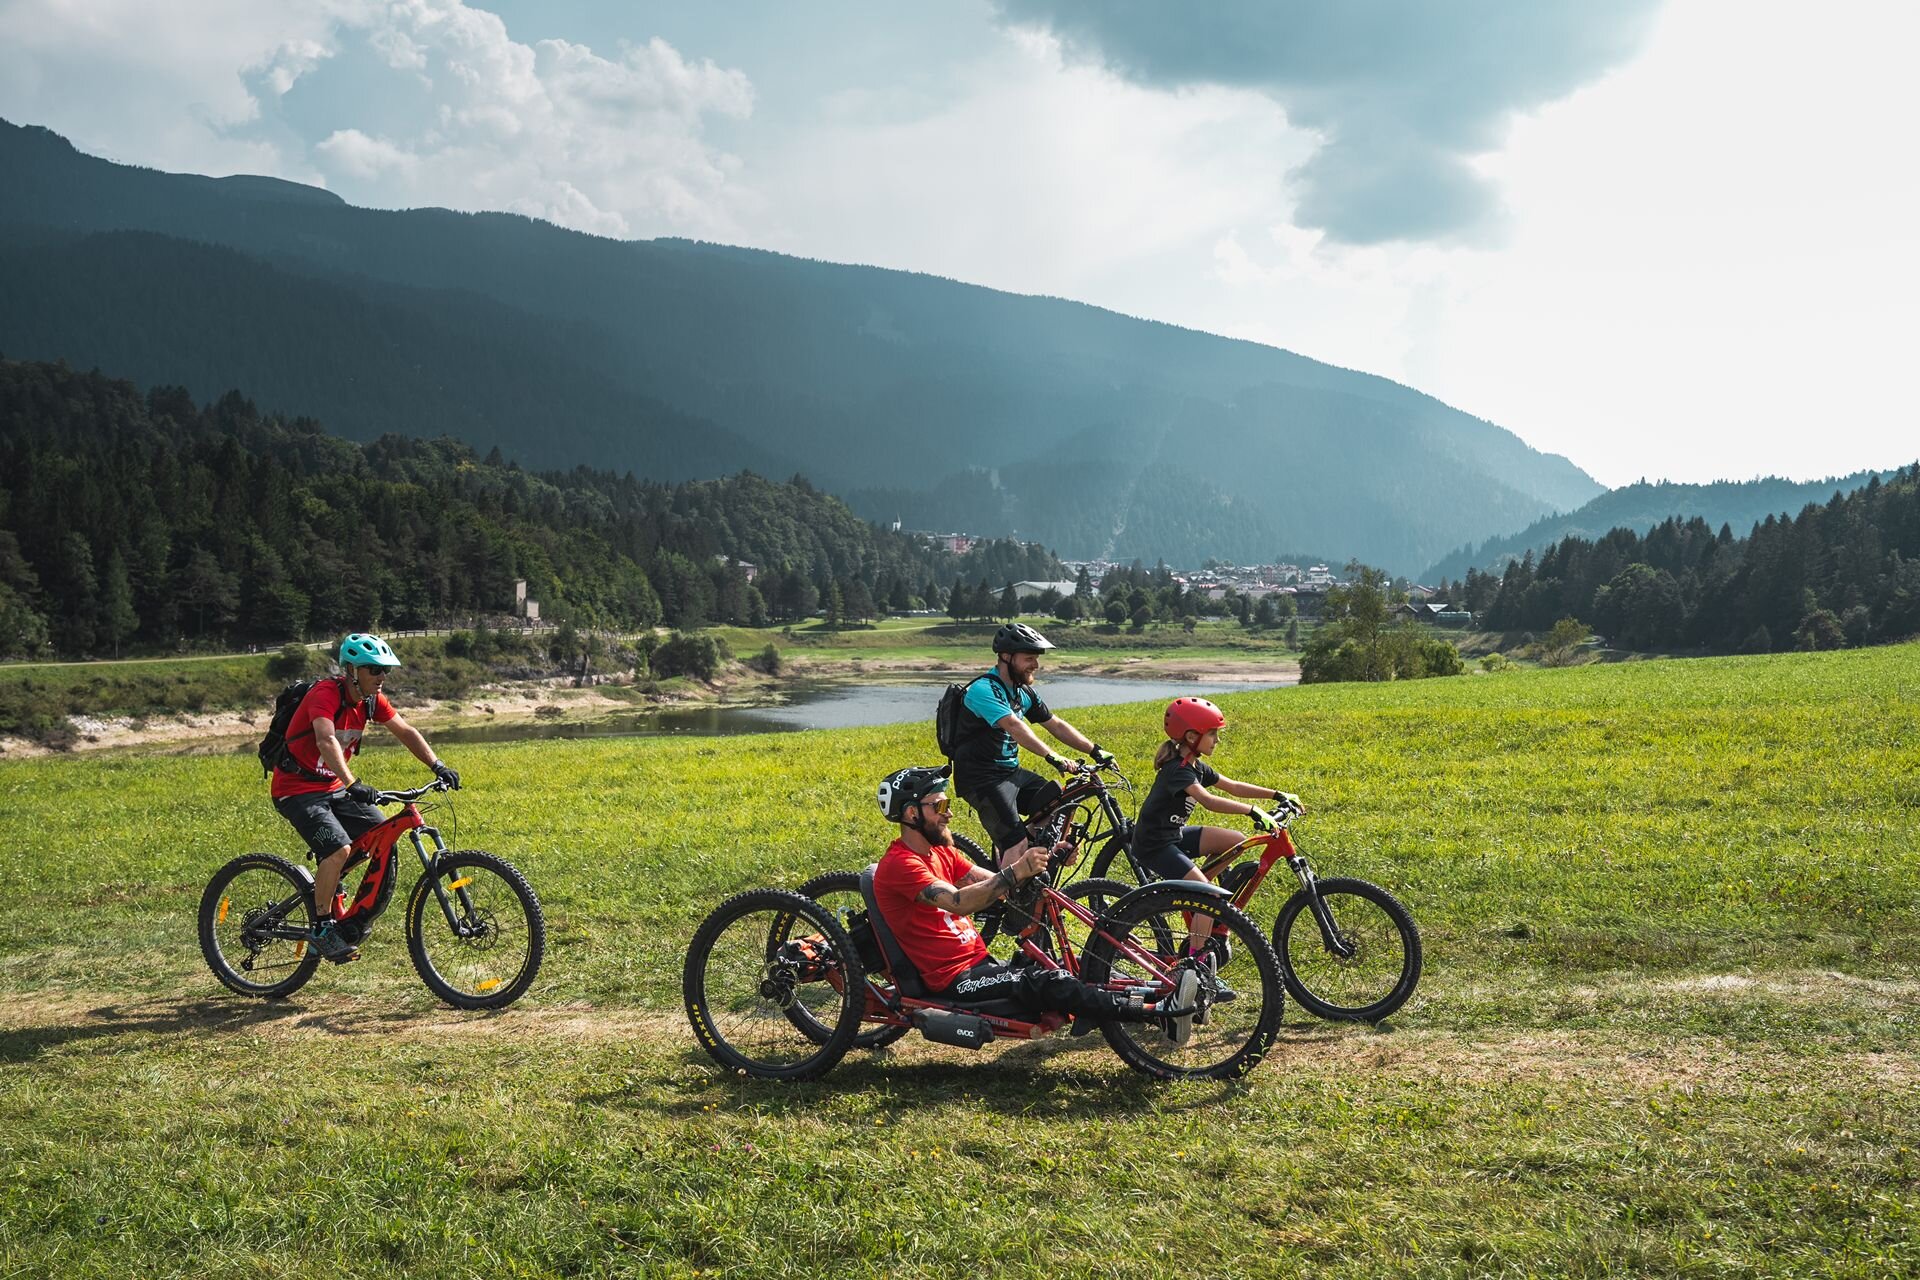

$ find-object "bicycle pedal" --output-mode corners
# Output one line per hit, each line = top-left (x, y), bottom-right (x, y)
(325, 948), (361, 966)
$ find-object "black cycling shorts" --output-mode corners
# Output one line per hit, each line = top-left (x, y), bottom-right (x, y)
(1133, 826), (1206, 881)
(274, 791), (386, 859)
(955, 767), (1061, 856)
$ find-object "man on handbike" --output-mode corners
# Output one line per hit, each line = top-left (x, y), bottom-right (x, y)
(949, 623), (1116, 870)
(872, 764), (1199, 1043)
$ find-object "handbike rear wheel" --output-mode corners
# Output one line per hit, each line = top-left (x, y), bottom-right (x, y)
(684, 889), (865, 1082)
(794, 870), (909, 1050)
(1273, 877), (1421, 1024)
(1082, 887), (1283, 1082)
(198, 853), (322, 999)
(406, 851), (545, 1010)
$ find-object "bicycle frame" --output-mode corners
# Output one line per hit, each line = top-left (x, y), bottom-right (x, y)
(255, 783), (476, 947)
(1194, 816), (1356, 960)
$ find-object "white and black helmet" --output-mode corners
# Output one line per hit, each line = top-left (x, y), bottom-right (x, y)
(877, 764), (951, 823)
(993, 622), (1054, 654)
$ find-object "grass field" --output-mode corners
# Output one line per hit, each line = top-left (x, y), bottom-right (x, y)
(2, 644), (1917, 1276)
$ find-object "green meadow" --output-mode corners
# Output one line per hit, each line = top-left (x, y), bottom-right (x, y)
(2, 644), (1917, 1277)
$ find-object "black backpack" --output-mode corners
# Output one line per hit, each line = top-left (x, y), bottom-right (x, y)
(258, 677), (352, 781)
(934, 672), (1015, 758)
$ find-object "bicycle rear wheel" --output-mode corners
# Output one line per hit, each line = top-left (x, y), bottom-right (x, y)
(1082, 887), (1283, 1081)
(406, 851), (545, 1010)
(684, 889), (864, 1082)
(1273, 877), (1421, 1023)
(198, 853), (322, 999)
(794, 870), (909, 1050)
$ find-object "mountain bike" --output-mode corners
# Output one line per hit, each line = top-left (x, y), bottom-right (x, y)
(689, 847), (1284, 1083)
(1088, 799), (1420, 1023)
(198, 780), (545, 1009)
(948, 758), (1136, 949)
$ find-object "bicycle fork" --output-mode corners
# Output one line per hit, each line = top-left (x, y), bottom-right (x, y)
(413, 826), (483, 937)
(1288, 856), (1357, 960)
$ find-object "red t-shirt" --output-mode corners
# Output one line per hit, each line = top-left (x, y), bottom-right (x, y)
(269, 678), (396, 799)
(872, 838), (988, 991)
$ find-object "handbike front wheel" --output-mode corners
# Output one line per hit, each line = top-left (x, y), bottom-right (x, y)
(198, 853), (322, 999)
(1273, 877), (1421, 1023)
(1082, 887), (1283, 1082)
(684, 889), (865, 1082)
(794, 870), (909, 1051)
(406, 851), (545, 1010)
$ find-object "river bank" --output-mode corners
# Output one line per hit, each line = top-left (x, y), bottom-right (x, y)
(0, 649), (1299, 759)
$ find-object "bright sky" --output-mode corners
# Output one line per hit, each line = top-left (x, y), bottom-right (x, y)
(2, 0), (1914, 488)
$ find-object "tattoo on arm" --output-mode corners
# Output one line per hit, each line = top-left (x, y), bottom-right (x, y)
(917, 883), (962, 912)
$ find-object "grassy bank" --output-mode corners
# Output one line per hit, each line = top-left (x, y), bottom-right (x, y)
(2, 645), (1917, 1275)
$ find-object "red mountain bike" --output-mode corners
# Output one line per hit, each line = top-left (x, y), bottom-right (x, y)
(1089, 798), (1421, 1024)
(198, 780), (544, 1009)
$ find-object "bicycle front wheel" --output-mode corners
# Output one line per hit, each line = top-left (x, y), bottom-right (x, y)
(406, 851), (545, 1010)
(198, 853), (322, 999)
(794, 869), (908, 1051)
(1273, 877), (1421, 1023)
(1082, 887), (1283, 1082)
(684, 889), (864, 1082)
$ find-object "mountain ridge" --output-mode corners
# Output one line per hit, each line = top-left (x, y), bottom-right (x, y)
(0, 116), (1601, 572)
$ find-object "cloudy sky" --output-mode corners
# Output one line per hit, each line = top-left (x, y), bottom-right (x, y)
(3, 0), (1915, 488)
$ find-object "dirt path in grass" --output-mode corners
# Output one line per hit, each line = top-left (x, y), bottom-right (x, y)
(4, 986), (1912, 1092)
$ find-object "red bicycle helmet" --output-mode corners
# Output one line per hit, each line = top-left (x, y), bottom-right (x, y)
(1164, 696), (1225, 746)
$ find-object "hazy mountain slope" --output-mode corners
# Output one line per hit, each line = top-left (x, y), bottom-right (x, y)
(1421, 470), (1908, 582)
(0, 228), (787, 480)
(0, 118), (1603, 571)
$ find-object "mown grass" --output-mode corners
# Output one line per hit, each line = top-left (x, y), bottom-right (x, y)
(2, 644), (1918, 1276)
(716, 616), (1300, 666)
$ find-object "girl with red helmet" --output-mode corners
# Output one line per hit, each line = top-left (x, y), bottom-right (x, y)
(1130, 697), (1301, 963)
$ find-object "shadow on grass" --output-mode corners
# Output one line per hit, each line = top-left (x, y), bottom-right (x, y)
(0, 995), (307, 1063)
(0, 992), (523, 1063)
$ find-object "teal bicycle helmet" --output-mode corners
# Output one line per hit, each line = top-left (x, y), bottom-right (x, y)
(338, 632), (402, 669)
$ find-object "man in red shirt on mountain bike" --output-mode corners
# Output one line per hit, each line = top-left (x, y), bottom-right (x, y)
(269, 632), (459, 961)
(871, 764), (1198, 1042)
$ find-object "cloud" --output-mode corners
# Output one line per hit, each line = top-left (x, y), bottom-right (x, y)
(991, 0), (1662, 244)
(294, 2), (757, 238)
(0, 1), (755, 239)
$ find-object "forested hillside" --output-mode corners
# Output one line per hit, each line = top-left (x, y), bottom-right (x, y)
(1439, 470), (1920, 652)
(0, 118), (1601, 572)
(1421, 470), (1901, 583)
(0, 361), (1061, 659)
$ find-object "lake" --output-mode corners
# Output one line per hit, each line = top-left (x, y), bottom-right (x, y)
(385, 673), (1295, 747)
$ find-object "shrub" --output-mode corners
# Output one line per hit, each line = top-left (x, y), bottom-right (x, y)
(748, 643), (783, 676)
(265, 643), (313, 681)
(653, 632), (729, 681)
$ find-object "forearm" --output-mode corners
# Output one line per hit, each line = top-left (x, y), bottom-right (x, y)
(390, 723), (437, 767)
(1217, 778), (1280, 800)
(315, 733), (355, 783)
(1196, 791), (1260, 816)
(921, 872), (1013, 916)
(1041, 717), (1095, 754)
(1005, 718), (1060, 761)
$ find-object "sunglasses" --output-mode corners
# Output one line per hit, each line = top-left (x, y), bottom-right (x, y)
(916, 798), (952, 817)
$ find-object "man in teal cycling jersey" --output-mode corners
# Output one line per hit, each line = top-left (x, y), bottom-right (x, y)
(948, 623), (1115, 866)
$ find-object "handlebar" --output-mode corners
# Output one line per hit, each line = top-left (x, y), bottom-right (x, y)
(372, 778), (456, 805)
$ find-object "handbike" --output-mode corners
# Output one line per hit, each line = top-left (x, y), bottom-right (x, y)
(198, 780), (545, 1009)
(690, 847), (1285, 1082)
(1089, 799), (1421, 1024)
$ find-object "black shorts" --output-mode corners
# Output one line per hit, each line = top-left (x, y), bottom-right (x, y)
(1132, 826), (1205, 880)
(955, 767), (1061, 857)
(274, 791), (386, 859)
(944, 958), (1124, 1022)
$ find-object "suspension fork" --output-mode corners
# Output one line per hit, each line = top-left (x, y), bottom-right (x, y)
(412, 825), (478, 935)
(1289, 855), (1356, 959)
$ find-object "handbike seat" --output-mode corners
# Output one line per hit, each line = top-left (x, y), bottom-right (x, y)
(858, 866), (1037, 1021)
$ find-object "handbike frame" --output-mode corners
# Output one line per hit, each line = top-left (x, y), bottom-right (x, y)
(853, 858), (1207, 1041)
